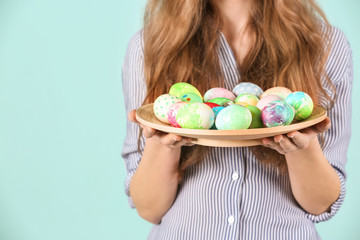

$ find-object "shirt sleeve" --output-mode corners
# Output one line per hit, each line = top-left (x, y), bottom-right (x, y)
(306, 26), (353, 223)
(121, 30), (147, 208)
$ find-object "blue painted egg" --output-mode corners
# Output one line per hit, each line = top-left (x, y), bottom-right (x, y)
(261, 100), (295, 127)
(233, 82), (264, 98)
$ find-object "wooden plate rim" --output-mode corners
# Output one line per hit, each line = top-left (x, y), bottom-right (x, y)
(135, 103), (327, 140)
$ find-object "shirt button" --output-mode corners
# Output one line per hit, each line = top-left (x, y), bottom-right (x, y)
(232, 172), (239, 181)
(228, 215), (235, 225)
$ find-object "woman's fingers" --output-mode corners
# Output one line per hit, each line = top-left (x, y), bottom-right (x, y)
(127, 109), (157, 138)
(277, 136), (298, 153)
(262, 137), (286, 154)
(287, 131), (311, 149)
(262, 118), (332, 155)
(128, 109), (195, 148)
(312, 117), (331, 134)
(158, 134), (191, 148)
(288, 119), (330, 149)
(264, 134), (303, 154)
(184, 141), (196, 146)
(128, 109), (151, 131)
(142, 127), (156, 138)
(128, 110), (139, 124)
(144, 130), (193, 148)
(262, 137), (273, 145)
(173, 138), (193, 148)
(300, 117), (331, 136)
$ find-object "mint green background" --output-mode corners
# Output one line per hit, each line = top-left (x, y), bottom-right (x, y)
(0, 0), (358, 239)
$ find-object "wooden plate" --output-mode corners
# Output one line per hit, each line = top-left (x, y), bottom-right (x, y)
(136, 104), (327, 147)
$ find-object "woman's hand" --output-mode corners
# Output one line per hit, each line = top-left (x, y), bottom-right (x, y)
(128, 109), (194, 148)
(262, 117), (331, 155)
(128, 109), (194, 224)
(262, 116), (341, 215)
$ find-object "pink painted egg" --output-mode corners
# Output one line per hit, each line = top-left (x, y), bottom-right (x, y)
(256, 94), (283, 111)
(260, 87), (292, 100)
(167, 102), (188, 128)
(204, 88), (236, 102)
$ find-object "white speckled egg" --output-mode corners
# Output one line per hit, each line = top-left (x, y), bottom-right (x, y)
(153, 94), (181, 123)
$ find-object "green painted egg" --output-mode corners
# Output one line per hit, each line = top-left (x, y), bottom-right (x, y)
(286, 91), (313, 120)
(215, 105), (252, 130)
(181, 92), (203, 103)
(169, 82), (202, 100)
(235, 93), (259, 106)
(246, 105), (264, 128)
(176, 102), (214, 129)
(207, 97), (234, 107)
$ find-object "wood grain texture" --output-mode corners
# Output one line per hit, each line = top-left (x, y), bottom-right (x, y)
(136, 104), (327, 147)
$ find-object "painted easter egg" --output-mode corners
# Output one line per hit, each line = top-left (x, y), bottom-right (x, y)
(246, 105), (264, 128)
(169, 82), (202, 100)
(153, 94), (181, 123)
(286, 91), (314, 121)
(235, 102), (249, 107)
(260, 87), (292, 100)
(204, 102), (220, 109)
(235, 93), (259, 106)
(176, 102), (215, 129)
(181, 92), (203, 103)
(232, 82), (264, 98)
(208, 97), (234, 107)
(261, 100), (295, 127)
(167, 102), (189, 128)
(211, 106), (225, 129)
(256, 94), (283, 111)
(215, 104), (252, 130)
(204, 87), (236, 102)
(212, 106), (225, 118)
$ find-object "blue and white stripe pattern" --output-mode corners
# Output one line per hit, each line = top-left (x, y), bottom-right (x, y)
(121, 25), (353, 239)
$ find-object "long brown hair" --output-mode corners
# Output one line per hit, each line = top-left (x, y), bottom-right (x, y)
(141, 0), (335, 178)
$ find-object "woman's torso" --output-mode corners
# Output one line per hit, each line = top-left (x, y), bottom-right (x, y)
(147, 33), (321, 240)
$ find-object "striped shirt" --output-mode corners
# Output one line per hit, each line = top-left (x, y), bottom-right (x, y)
(121, 25), (353, 239)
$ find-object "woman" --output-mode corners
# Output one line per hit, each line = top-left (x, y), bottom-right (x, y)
(122, 0), (353, 239)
